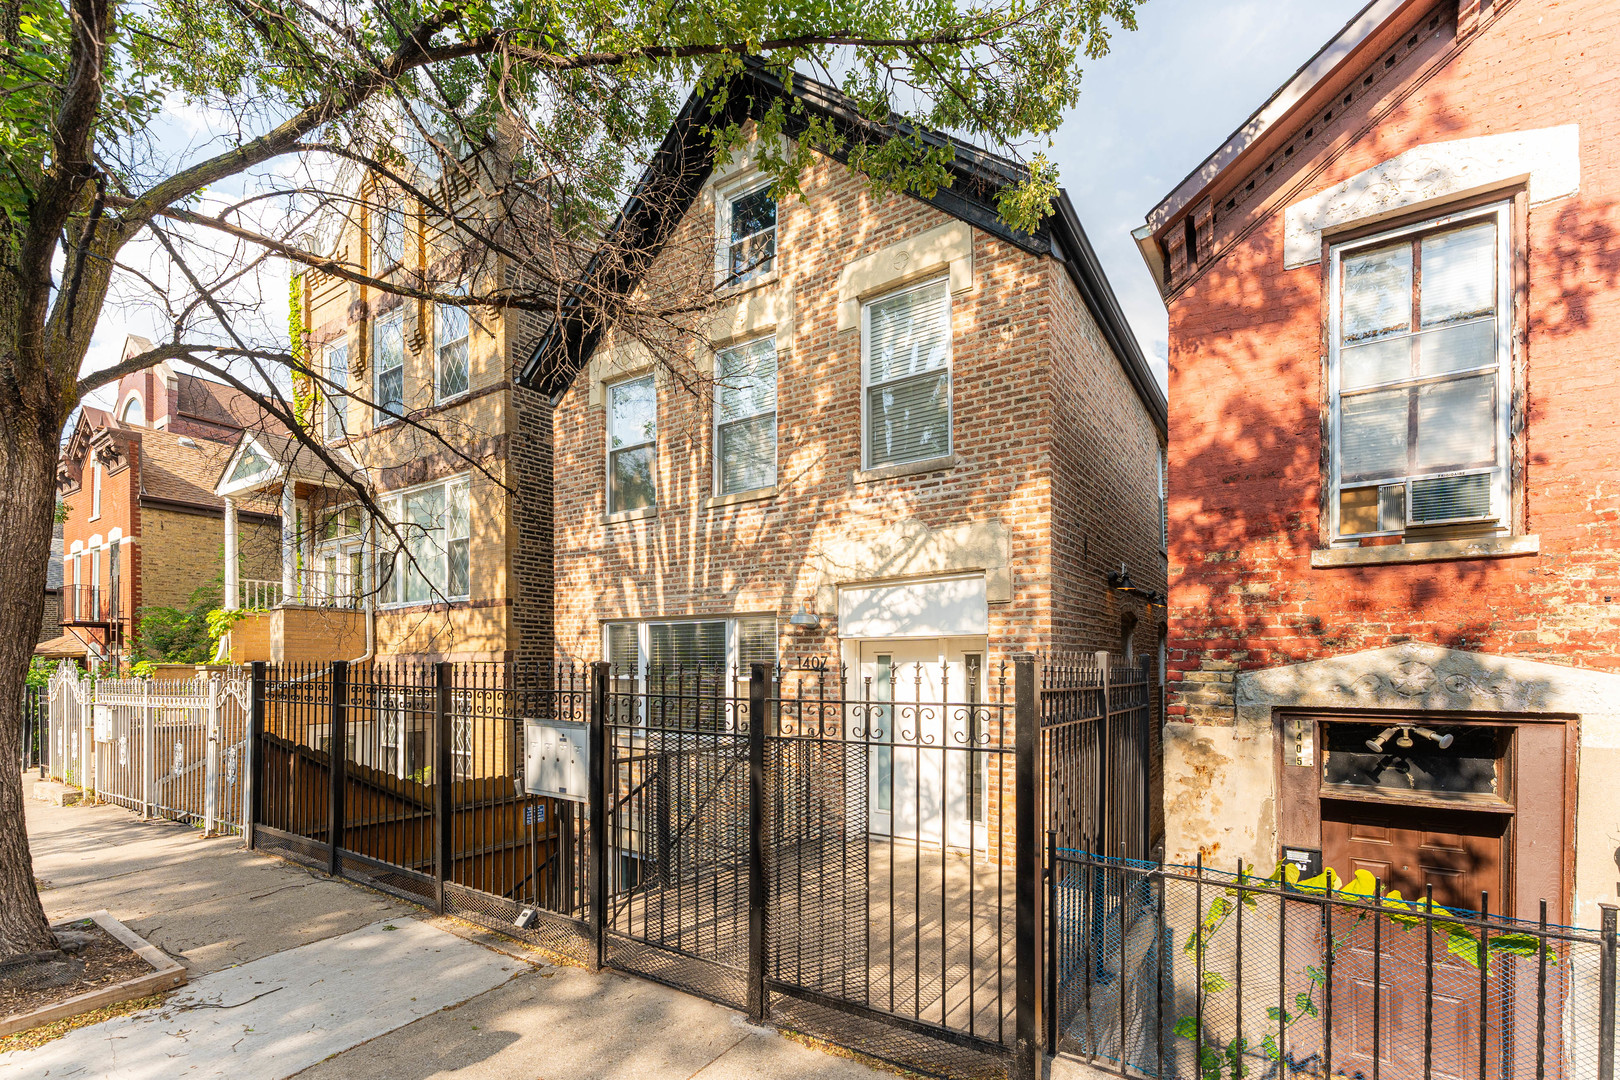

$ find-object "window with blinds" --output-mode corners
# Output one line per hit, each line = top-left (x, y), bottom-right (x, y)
(1330, 204), (1511, 539)
(714, 337), (777, 495)
(863, 278), (951, 469)
(608, 376), (656, 512)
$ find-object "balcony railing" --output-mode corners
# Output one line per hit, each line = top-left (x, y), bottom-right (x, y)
(240, 572), (362, 611)
(62, 584), (119, 625)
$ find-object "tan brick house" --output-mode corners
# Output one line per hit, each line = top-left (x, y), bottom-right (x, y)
(213, 158), (554, 667)
(43, 340), (282, 666)
(1138, 0), (1620, 944)
(520, 70), (1168, 842)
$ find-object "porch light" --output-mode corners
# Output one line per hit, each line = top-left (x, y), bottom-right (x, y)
(788, 605), (821, 628)
(1106, 563), (1165, 606)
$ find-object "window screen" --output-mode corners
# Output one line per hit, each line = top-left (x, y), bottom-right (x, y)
(865, 279), (951, 468)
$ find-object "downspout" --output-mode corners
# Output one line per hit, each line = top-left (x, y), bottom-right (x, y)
(352, 514), (376, 664)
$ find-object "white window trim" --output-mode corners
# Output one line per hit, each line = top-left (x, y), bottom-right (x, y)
(1326, 200), (1514, 544)
(860, 276), (954, 472)
(714, 175), (777, 289)
(434, 303), (471, 404)
(375, 473), (472, 609)
(89, 464), (102, 521)
(712, 334), (778, 497)
(605, 374), (657, 514)
(373, 308), (405, 424)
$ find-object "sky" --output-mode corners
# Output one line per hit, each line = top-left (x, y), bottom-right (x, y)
(1049, 0), (1369, 388)
(79, 0), (1371, 406)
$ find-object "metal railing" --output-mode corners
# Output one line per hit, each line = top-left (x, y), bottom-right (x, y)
(240, 570), (362, 610)
(1050, 849), (1620, 1080)
(62, 583), (118, 624)
(41, 660), (251, 834)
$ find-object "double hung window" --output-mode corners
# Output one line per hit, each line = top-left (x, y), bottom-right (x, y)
(1329, 203), (1512, 540)
(374, 309), (405, 419)
(714, 336), (777, 495)
(378, 475), (470, 606)
(607, 376), (656, 513)
(722, 184), (776, 286)
(435, 304), (469, 401)
(324, 342), (349, 443)
(863, 278), (952, 469)
(602, 615), (778, 724)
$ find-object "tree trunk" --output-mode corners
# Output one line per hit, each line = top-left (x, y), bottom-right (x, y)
(0, 382), (66, 956)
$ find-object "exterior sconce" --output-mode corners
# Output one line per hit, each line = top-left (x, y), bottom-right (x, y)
(788, 605), (822, 628)
(1106, 563), (1165, 606)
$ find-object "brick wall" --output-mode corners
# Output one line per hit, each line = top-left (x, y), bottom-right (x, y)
(551, 145), (1165, 674)
(1162, 0), (1620, 721)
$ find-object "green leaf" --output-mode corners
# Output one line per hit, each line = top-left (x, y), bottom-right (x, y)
(1173, 1016), (1200, 1041)
(1202, 971), (1228, 994)
(1446, 932), (1483, 968)
(1489, 934), (1553, 963)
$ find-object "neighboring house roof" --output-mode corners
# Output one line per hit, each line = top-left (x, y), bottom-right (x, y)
(518, 61), (1167, 432)
(174, 370), (279, 432)
(136, 427), (242, 507)
(34, 632), (90, 659)
(214, 428), (365, 499)
(47, 531), (63, 592)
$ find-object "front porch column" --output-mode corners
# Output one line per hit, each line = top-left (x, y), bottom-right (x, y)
(222, 497), (239, 610)
(301, 498), (315, 602)
(280, 482), (295, 602)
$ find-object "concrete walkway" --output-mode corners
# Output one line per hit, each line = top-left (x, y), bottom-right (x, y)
(7, 773), (887, 1080)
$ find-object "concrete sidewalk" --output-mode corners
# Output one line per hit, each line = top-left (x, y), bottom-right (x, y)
(9, 773), (888, 1080)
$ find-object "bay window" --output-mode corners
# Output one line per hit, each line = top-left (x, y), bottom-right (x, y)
(714, 336), (777, 495)
(863, 278), (952, 469)
(1329, 202), (1513, 541)
(607, 376), (656, 513)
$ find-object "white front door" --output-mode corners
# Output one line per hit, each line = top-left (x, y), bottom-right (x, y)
(857, 637), (989, 848)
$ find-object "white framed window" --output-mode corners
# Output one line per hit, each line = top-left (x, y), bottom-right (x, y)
(719, 180), (776, 286)
(374, 195), (405, 270)
(314, 507), (363, 605)
(607, 375), (656, 513)
(324, 342), (349, 443)
(377, 474), (471, 606)
(120, 396), (144, 426)
(90, 464), (102, 520)
(373, 308), (404, 420)
(601, 615), (778, 689)
(714, 336), (777, 495)
(1328, 201), (1513, 541)
(435, 304), (469, 401)
(862, 277), (952, 469)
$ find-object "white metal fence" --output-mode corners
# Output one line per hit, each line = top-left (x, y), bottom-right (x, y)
(44, 661), (251, 835)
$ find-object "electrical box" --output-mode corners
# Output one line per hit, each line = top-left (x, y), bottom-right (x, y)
(523, 719), (590, 803)
(1281, 846), (1323, 881)
(92, 705), (113, 743)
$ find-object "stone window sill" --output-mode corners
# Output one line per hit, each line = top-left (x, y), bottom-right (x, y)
(600, 506), (657, 526)
(852, 454), (957, 485)
(1310, 534), (1539, 568)
(702, 486), (777, 510)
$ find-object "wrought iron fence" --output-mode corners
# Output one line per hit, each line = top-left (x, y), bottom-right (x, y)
(1050, 849), (1620, 1080)
(22, 684), (45, 771)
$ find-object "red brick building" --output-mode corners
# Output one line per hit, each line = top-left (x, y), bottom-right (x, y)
(42, 340), (282, 666)
(1138, 0), (1619, 931)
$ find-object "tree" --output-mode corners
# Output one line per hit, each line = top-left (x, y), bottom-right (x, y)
(0, 0), (1142, 956)
(134, 585), (222, 665)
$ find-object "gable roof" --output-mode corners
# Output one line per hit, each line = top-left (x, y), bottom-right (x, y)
(517, 62), (1167, 432)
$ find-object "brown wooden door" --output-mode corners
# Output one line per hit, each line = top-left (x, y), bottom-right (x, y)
(1322, 801), (1509, 1080)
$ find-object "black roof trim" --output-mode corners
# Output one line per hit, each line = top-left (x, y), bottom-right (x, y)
(518, 62), (1166, 432)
